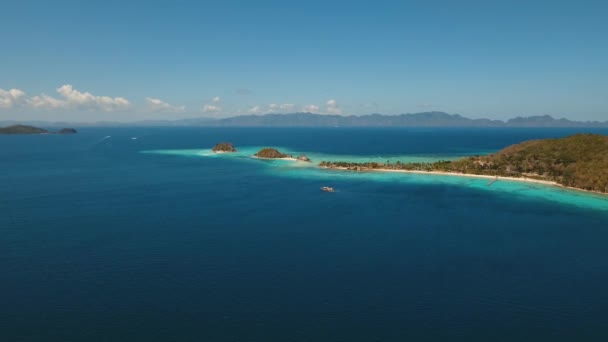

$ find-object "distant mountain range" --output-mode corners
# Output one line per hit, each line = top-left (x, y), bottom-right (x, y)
(212, 112), (608, 127)
(2, 112), (607, 128)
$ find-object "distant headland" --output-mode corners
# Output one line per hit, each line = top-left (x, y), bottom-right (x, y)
(0, 125), (77, 135)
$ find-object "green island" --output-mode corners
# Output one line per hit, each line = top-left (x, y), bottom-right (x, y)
(255, 148), (291, 159)
(0, 125), (50, 134)
(319, 134), (608, 194)
(212, 142), (237, 152)
(0, 125), (77, 135)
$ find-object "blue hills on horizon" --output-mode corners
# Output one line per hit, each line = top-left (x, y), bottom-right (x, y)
(2, 112), (608, 128)
(212, 112), (608, 128)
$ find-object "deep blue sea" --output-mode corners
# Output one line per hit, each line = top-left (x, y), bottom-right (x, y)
(2, 127), (608, 341)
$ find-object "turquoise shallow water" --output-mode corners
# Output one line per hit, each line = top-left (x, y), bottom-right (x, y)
(143, 145), (471, 163)
(144, 146), (608, 212)
(3, 127), (608, 341)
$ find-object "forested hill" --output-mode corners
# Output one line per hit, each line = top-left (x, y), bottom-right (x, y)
(464, 134), (608, 192)
(320, 134), (608, 193)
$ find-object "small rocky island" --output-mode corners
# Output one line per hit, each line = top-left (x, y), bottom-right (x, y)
(297, 154), (311, 162)
(0, 125), (77, 135)
(212, 142), (237, 152)
(57, 128), (78, 134)
(255, 148), (290, 159)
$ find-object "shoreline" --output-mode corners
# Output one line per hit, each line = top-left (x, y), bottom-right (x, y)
(146, 148), (608, 198)
(252, 155), (299, 161)
(320, 166), (608, 197)
(207, 147), (607, 198)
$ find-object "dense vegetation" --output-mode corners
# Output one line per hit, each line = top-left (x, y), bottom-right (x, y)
(0, 125), (49, 134)
(320, 134), (608, 193)
(255, 148), (289, 158)
(212, 142), (237, 152)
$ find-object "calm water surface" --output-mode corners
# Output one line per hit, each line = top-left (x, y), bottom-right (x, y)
(2, 127), (608, 341)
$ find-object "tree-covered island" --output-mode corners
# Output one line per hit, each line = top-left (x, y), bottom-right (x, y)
(254, 148), (290, 159)
(319, 134), (608, 193)
(212, 142), (237, 152)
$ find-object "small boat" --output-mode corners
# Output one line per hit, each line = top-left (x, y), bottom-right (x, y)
(321, 186), (335, 192)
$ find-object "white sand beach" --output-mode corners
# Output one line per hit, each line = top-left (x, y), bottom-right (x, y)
(252, 155), (299, 161)
(320, 166), (607, 196)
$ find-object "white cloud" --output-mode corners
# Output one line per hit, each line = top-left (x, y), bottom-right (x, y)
(248, 105), (263, 114)
(244, 103), (296, 114)
(1, 85), (130, 112)
(145, 97), (185, 112)
(25, 84), (130, 112)
(0, 88), (27, 108)
(326, 99), (341, 114)
(302, 104), (320, 113)
(28, 94), (64, 109)
(203, 104), (221, 113)
(201, 96), (222, 113)
(1, 86), (343, 118)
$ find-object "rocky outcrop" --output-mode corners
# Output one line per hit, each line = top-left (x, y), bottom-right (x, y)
(297, 154), (311, 162)
(212, 142), (237, 152)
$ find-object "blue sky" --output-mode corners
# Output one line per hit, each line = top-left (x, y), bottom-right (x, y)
(1, 0), (607, 122)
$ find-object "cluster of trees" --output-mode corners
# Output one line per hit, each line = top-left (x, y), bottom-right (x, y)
(255, 148), (289, 158)
(319, 160), (454, 171)
(211, 142), (237, 152)
(320, 134), (608, 193)
(473, 134), (608, 192)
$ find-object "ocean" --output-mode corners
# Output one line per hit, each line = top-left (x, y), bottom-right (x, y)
(2, 127), (608, 341)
